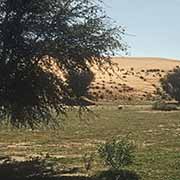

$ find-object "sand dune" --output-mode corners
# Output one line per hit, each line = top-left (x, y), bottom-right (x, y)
(89, 57), (180, 101)
(39, 56), (180, 102)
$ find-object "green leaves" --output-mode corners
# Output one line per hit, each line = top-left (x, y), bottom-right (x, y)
(0, 0), (127, 127)
(98, 136), (135, 170)
(161, 67), (180, 102)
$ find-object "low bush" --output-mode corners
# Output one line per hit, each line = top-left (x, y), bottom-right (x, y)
(152, 100), (177, 111)
(98, 136), (135, 170)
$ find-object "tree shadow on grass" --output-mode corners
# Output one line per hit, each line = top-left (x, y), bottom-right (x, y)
(0, 157), (140, 180)
(0, 157), (92, 180)
(0, 157), (53, 180)
(93, 169), (140, 180)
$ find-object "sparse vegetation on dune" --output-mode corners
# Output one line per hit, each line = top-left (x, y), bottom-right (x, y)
(89, 57), (180, 102)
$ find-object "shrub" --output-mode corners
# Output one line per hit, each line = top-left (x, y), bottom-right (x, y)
(98, 137), (135, 170)
(152, 100), (177, 111)
(109, 91), (113, 95)
(99, 95), (104, 99)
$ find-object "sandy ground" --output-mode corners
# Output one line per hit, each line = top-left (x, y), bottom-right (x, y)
(89, 57), (180, 101)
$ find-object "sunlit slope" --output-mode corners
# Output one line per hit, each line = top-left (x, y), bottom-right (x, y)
(89, 57), (180, 101)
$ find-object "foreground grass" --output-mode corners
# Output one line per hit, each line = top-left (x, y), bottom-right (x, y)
(0, 105), (180, 180)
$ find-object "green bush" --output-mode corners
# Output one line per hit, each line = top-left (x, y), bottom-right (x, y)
(152, 100), (177, 111)
(98, 136), (135, 170)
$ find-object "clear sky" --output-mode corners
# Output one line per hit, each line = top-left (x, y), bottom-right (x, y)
(103, 0), (180, 60)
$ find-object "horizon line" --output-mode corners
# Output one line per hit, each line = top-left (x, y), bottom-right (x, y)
(111, 56), (180, 61)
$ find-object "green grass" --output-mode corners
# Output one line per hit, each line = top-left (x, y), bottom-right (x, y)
(0, 104), (180, 180)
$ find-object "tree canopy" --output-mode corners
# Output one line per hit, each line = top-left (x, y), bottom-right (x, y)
(0, 0), (127, 128)
(161, 67), (180, 102)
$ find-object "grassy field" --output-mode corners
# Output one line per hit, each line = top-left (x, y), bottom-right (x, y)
(0, 104), (180, 180)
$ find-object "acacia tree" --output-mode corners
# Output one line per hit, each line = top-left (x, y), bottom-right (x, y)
(161, 67), (180, 102)
(0, 0), (127, 128)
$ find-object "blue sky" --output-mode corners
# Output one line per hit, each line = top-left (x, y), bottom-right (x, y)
(103, 0), (180, 60)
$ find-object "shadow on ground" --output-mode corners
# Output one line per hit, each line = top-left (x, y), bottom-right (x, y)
(0, 158), (140, 180)
(94, 169), (140, 180)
